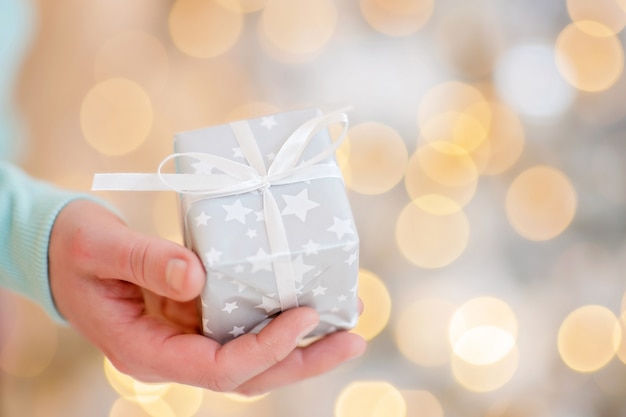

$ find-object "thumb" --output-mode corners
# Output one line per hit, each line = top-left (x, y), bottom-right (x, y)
(66, 201), (206, 301)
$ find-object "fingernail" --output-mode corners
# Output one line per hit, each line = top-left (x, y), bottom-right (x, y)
(166, 258), (187, 293)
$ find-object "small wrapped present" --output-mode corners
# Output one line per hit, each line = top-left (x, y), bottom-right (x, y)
(93, 109), (360, 344)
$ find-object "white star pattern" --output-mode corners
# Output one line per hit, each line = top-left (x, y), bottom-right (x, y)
(260, 116), (277, 130)
(345, 252), (358, 266)
(255, 296), (281, 313)
(191, 160), (214, 175)
(281, 189), (320, 222)
(205, 248), (222, 266)
(247, 248), (273, 273)
(223, 199), (252, 224)
(229, 325), (246, 338)
(302, 240), (320, 256)
(213, 272), (225, 280)
(255, 210), (265, 222)
(267, 151), (276, 162)
(350, 283), (358, 297)
(327, 217), (354, 240)
(312, 285), (328, 296)
(291, 255), (315, 283)
(337, 294), (347, 302)
(230, 280), (247, 293)
(331, 306), (340, 313)
(194, 211), (211, 227)
(222, 301), (239, 314)
(233, 264), (245, 273)
(246, 228), (257, 239)
(232, 147), (244, 158)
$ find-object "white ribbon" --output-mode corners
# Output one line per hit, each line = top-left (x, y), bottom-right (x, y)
(92, 110), (349, 311)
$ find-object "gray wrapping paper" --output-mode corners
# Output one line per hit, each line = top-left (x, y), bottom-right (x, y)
(174, 109), (359, 344)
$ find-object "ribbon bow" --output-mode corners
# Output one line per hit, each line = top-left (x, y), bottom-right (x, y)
(93, 110), (349, 311)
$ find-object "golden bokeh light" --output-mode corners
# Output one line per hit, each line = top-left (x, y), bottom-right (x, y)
(359, 0), (435, 37)
(259, 0), (337, 62)
(478, 102), (525, 176)
(215, 0), (267, 13)
(419, 111), (489, 153)
(401, 390), (444, 417)
(567, 0), (626, 36)
(140, 383), (204, 417)
(405, 147), (477, 215)
(104, 357), (139, 398)
(453, 326), (516, 366)
(505, 166), (577, 241)
(200, 390), (272, 415)
(351, 269), (392, 341)
(94, 31), (169, 98)
(168, 0), (243, 59)
(395, 201), (470, 268)
(335, 381), (406, 417)
(394, 298), (456, 367)
(0, 296), (58, 378)
(555, 22), (624, 92)
(451, 347), (519, 392)
(416, 142), (478, 188)
(343, 122), (408, 195)
(81, 78), (153, 156)
(558, 305), (621, 373)
(418, 82), (491, 140)
(449, 297), (517, 366)
(110, 397), (154, 417)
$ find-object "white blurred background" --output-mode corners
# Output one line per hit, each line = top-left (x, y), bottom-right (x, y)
(2, 0), (626, 416)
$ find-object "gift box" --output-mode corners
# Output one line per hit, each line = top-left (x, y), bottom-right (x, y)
(93, 108), (360, 344)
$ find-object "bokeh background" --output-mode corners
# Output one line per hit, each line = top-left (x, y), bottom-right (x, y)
(2, 0), (626, 415)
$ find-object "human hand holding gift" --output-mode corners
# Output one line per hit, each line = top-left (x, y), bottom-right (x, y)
(62, 108), (365, 393)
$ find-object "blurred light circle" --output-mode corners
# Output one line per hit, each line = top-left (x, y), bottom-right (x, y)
(451, 346), (519, 392)
(94, 31), (169, 98)
(394, 298), (456, 367)
(453, 326), (516, 366)
(141, 383), (204, 417)
(335, 381), (406, 417)
(494, 43), (575, 119)
(400, 390), (444, 417)
(558, 305), (621, 373)
(215, 0), (267, 13)
(168, 0), (243, 59)
(505, 166), (577, 241)
(395, 201), (470, 268)
(359, 0), (434, 37)
(416, 141), (478, 188)
(449, 297), (519, 346)
(259, 0), (337, 60)
(420, 111), (489, 153)
(104, 357), (137, 397)
(0, 297), (57, 378)
(133, 380), (171, 404)
(405, 149), (477, 215)
(81, 78), (153, 156)
(567, 0), (626, 36)
(555, 22), (624, 92)
(418, 82), (491, 135)
(110, 398), (153, 417)
(478, 102), (525, 176)
(352, 269), (392, 341)
(343, 122), (408, 195)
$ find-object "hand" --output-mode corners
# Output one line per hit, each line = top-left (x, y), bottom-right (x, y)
(49, 200), (366, 395)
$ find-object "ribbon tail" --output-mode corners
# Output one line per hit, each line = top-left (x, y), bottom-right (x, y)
(263, 191), (299, 311)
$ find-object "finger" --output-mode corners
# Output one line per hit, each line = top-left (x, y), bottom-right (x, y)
(106, 307), (320, 390)
(234, 331), (366, 396)
(65, 201), (205, 301)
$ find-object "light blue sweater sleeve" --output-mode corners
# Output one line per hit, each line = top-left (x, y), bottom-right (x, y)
(0, 163), (90, 323)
